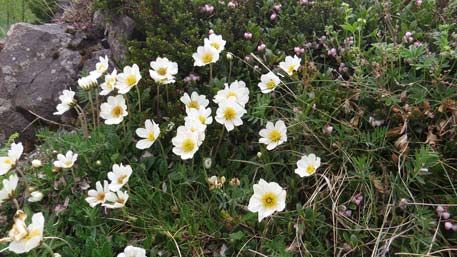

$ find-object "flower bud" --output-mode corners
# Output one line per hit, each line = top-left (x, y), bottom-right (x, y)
(28, 191), (44, 203)
(257, 43), (266, 52)
(204, 158), (212, 169)
(31, 159), (42, 168)
(270, 13), (277, 21)
(96, 160), (102, 166)
(226, 52), (233, 60)
(244, 32), (252, 40)
(444, 222), (453, 230)
(441, 212), (451, 220)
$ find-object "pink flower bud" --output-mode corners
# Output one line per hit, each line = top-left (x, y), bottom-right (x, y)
(436, 205), (445, 214)
(208, 29), (215, 35)
(323, 124), (333, 135)
(244, 32), (252, 40)
(294, 46), (304, 55)
(299, 0), (309, 5)
(273, 3), (282, 11)
(244, 55), (252, 62)
(441, 212), (451, 220)
(416, 0), (422, 6)
(257, 43), (266, 52)
(270, 13), (277, 21)
(328, 48), (337, 57)
(444, 222), (453, 230)
(228, 1), (236, 8)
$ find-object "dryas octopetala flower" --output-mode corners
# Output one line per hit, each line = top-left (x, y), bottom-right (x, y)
(28, 191), (44, 203)
(53, 150), (78, 169)
(184, 107), (213, 126)
(247, 179), (286, 222)
(193, 45), (220, 66)
(102, 190), (129, 209)
(78, 74), (98, 91)
(107, 163), (133, 192)
(0, 174), (19, 205)
(279, 55), (301, 75)
(258, 71), (281, 93)
(54, 90), (76, 115)
(85, 180), (114, 207)
(8, 212), (44, 254)
(295, 153), (321, 177)
(213, 80), (249, 107)
(204, 34), (226, 53)
(100, 69), (118, 96)
(215, 100), (247, 132)
(259, 120), (287, 150)
(172, 126), (200, 160)
(117, 245), (147, 257)
(0, 142), (23, 175)
(100, 95), (128, 125)
(183, 120), (206, 145)
(149, 57), (178, 85)
(115, 64), (142, 94)
(180, 92), (209, 113)
(90, 55), (109, 78)
(136, 119), (161, 149)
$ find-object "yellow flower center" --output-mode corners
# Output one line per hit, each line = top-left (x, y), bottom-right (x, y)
(4, 158), (12, 165)
(202, 53), (213, 64)
(157, 67), (167, 76)
(223, 107), (236, 121)
(96, 192), (105, 202)
(188, 100), (200, 109)
(64, 160), (73, 167)
(107, 78), (116, 89)
(261, 192), (278, 208)
(111, 106), (124, 117)
(288, 65), (296, 73)
(307, 165), (316, 174)
(116, 198), (125, 204)
(24, 229), (41, 241)
(126, 74), (137, 87)
(198, 115), (206, 124)
(266, 80), (276, 89)
(226, 91), (238, 98)
(211, 42), (220, 50)
(147, 131), (156, 141)
(268, 130), (282, 142)
(97, 63), (106, 72)
(117, 174), (127, 184)
(182, 139), (196, 153)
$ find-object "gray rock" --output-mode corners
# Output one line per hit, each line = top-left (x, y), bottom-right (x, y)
(0, 99), (33, 143)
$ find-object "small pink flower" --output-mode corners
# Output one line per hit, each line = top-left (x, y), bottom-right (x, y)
(444, 222), (453, 230)
(414, 41), (422, 47)
(257, 43), (266, 52)
(441, 212), (451, 220)
(228, 1), (236, 8)
(203, 4), (214, 13)
(208, 29), (215, 35)
(273, 3), (282, 11)
(244, 32), (252, 40)
(294, 46), (305, 55)
(416, 0), (422, 7)
(436, 205), (445, 214)
(270, 13), (277, 21)
(323, 123), (333, 135)
(299, 0), (309, 5)
(244, 55), (252, 62)
(328, 48), (337, 57)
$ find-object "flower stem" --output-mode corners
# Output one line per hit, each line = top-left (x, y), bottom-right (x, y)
(209, 63), (213, 83)
(136, 85), (142, 112)
(213, 126), (225, 159)
(95, 88), (100, 127)
(88, 90), (96, 130)
(156, 85), (160, 116)
(75, 105), (89, 138)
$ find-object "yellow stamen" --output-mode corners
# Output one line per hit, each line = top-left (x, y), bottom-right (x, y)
(157, 67), (167, 76)
(117, 174), (127, 184)
(307, 165), (316, 174)
(24, 229), (41, 241)
(266, 80), (276, 89)
(188, 101), (200, 109)
(202, 53), (213, 64)
(126, 74), (137, 87)
(111, 106), (124, 117)
(261, 192), (278, 208)
(64, 160), (73, 167)
(211, 42), (220, 50)
(223, 107), (236, 121)
(288, 65), (296, 73)
(96, 192), (105, 202)
(226, 91), (238, 98)
(4, 158), (12, 165)
(198, 115), (206, 124)
(268, 130), (282, 142)
(182, 139), (195, 153)
(147, 131), (155, 141)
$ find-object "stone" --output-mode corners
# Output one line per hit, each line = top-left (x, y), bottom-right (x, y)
(0, 98), (33, 143)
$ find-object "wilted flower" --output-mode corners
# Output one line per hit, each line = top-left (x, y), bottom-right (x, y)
(107, 163), (133, 192)
(279, 55), (301, 75)
(229, 177), (240, 186)
(149, 57), (178, 85)
(77, 74), (98, 91)
(248, 179), (286, 222)
(0, 142), (23, 175)
(193, 45), (220, 66)
(54, 90), (76, 115)
(0, 174), (19, 205)
(100, 69), (118, 96)
(136, 119), (161, 149)
(53, 150), (78, 169)
(259, 120), (287, 150)
(204, 34), (226, 53)
(117, 246), (147, 257)
(207, 175), (226, 190)
(100, 95), (128, 125)
(115, 64), (142, 94)
(295, 153), (321, 177)
(258, 71), (280, 93)
(213, 80), (250, 107)
(28, 191), (44, 203)
(215, 100), (247, 132)
(7, 212), (44, 254)
(394, 133), (409, 153)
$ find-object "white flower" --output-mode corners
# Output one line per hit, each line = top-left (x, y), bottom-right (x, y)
(102, 190), (129, 209)
(0, 174), (19, 205)
(136, 119), (160, 149)
(78, 74), (98, 91)
(259, 120), (287, 150)
(184, 107), (213, 126)
(180, 92), (209, 113)
(172, 126), (200, 160)
(53, 90), (76, 115)
(183, 120), (206, 145)
(0, 142), (23, 175)
(107, 163), (133, 192)
(53, 150), (78, 169)
(213, 80), (249, 107)
(193, 45), (220, 66)
(117, 245), (147, 257)
(28, 191), (44, 203)
(258, 72), (281, 93)
(100, 95), (128, 125)
(8, 212), (44, 254)
(100, 69), (118, 96)
(115, 64), (142, 94)
(215, 100), (247, 132)
(247, 179), (286, 222)
(279, 55), (301, 76)
(85, 180), (114, 207)
(31, 159), (42, 168)
(149, 57), (178, 85)
(295, 153), (321, 177)
(90, 55), (109, 78)
(204, 34), (226, 53)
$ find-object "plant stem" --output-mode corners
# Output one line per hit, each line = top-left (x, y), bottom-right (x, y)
(136, 85), (142, 112)
(75, 105), (89, 137)
(88, 90), (96, 130)
(156, 85), (160, 116)
(213, 126), (225, 159)
(95, 88), (100, 127)
(209, 63), (213, 83)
